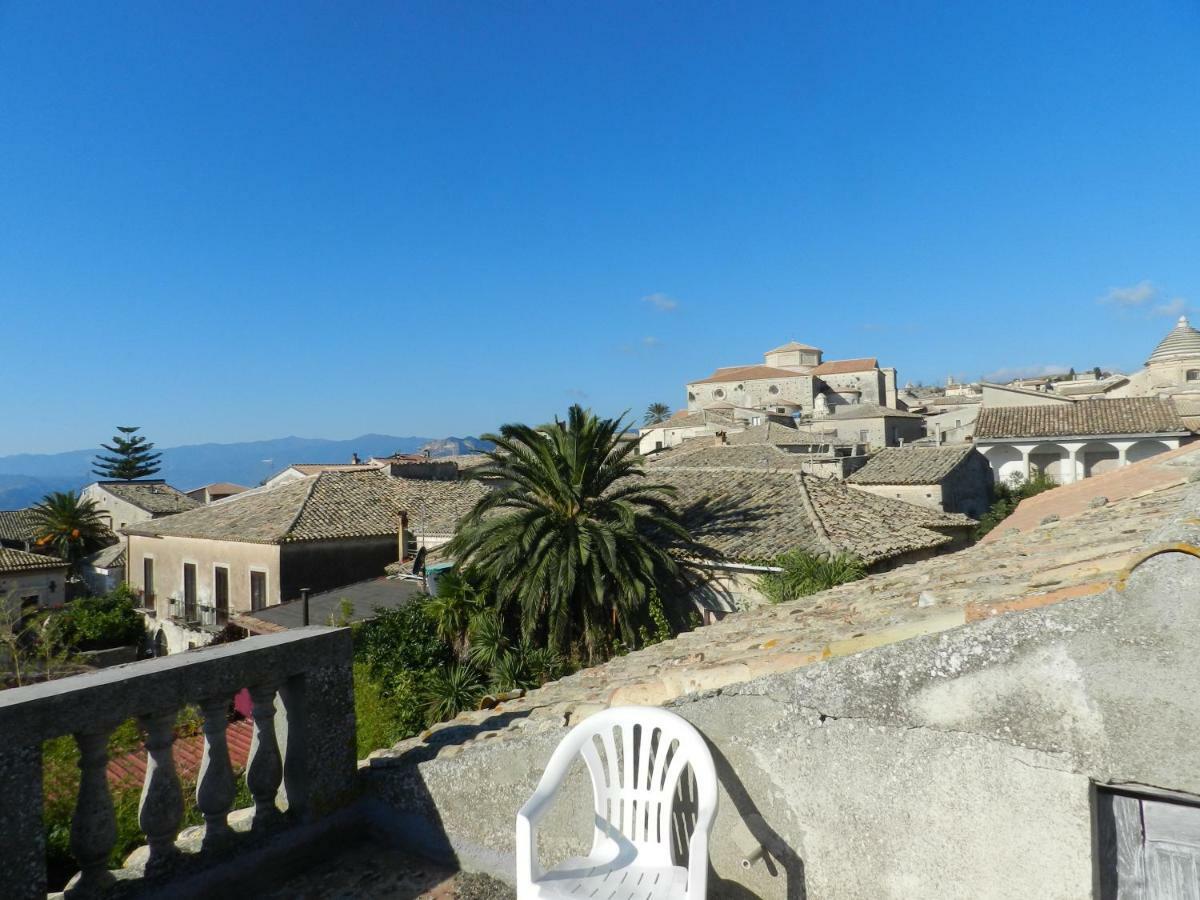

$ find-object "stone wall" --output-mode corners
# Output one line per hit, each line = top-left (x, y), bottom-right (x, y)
(364, 507), (1200, 898)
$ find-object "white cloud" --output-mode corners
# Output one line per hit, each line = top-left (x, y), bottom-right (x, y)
(618, 336), (663, 356)
(982, 363), (1071, 382)
(1152, 297), (1189, 318)
(1100, 280), (1157, 307)
(642, 292), (679, 312)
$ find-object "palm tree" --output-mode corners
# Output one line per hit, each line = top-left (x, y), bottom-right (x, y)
(423, 663), (485, 724)
(643, 402), (672, 426)
(30, 492), (110, 570)
(446, 404), (695, 664)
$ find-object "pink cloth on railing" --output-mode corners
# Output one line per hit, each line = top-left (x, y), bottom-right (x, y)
(234, 687), (253, 719)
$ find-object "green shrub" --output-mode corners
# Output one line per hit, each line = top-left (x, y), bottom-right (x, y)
(974, 471), (1059, 539)
(47, 587), (144, 652)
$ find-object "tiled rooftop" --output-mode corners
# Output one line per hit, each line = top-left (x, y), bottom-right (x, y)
(0, 509), (39, 544)
(847, 445), (978, 485)
(0, 547), (68, 572)
(650, 466), (969, 565)
(98, 481), (200, 515)
(811, 357), (878, 375)
(974, 397), (1187, 439)
(689, 364), (803, 385)
(125, 470), (486, 544)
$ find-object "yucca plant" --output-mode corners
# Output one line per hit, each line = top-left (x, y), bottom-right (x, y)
(489, 651), (533, 693)
(466, 611), (511, 671)
(758, 551), (866, 604)
(423, 663), (485, 725)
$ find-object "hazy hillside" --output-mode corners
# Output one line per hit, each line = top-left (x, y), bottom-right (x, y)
(0, 434), (451, 508)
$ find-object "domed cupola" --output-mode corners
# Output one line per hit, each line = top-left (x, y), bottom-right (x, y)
(1147, 316), (1200, 366)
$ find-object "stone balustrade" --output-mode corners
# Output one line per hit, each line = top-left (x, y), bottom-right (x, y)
(0, 628), (356, 900)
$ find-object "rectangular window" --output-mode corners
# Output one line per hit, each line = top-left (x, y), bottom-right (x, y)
(250, 570), (267, 611)
(214, 566), (229, 623)
(859, 429), (869, 443)
(143, 557), (155, 605)
(183, 563), (197, 621)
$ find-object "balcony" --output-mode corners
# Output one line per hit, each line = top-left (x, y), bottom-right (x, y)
(0, 628), (356, 900)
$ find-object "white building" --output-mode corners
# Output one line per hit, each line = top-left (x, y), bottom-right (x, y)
(972, 398), (1190, 484)
(79, 481), (199, 532)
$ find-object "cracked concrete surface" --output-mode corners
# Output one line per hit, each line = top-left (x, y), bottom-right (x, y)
(362, 463), (1200, 898)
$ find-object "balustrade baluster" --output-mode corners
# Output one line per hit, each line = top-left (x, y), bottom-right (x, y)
(137, 710), (183, 871)
(196, 696), (236, 849)
(67, 727), (117, 896)
(246, 682), (283, 828)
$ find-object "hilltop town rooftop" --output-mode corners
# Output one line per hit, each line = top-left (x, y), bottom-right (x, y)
(3, 440), (1199, 898)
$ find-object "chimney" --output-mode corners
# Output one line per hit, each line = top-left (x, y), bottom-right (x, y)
(350, 452), (360, 464)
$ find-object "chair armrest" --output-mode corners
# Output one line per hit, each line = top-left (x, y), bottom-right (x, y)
(516, 781), (564, 890)
(686, 829), (709, 898)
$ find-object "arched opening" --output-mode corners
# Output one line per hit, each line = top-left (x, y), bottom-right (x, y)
(1028, 443), (1068, 483)
(982, 445), (1022, 484)
(1081, 441), (1120, 478)
(1127, 439), (1172, 465)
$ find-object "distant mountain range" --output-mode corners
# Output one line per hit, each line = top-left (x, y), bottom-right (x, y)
(0, 434), (494, 509)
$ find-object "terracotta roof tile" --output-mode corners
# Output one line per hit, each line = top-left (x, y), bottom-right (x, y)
(847, 445), (980, 485)
(811, 357), (878, 375)
(125, 470), (487, 543)
(974, 398), (1187, 440)
(689, 365), (804, 385)
(97, 481), (200, 515)
(0, 547), (68, 572)
(650, 467), (970, 566)
(0, 509), (40, 543)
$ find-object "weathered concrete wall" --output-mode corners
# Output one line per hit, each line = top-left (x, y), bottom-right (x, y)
(0, 564), (67, 613)
(279, 536), (398, 603)
(128, 534), (281, 617)
(364, 520), (1200, 898)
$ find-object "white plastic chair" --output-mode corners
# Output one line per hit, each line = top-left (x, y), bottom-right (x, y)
(516, 705), (718, 899)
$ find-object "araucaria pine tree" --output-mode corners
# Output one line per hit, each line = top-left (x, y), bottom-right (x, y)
(93, 426), (162, 480)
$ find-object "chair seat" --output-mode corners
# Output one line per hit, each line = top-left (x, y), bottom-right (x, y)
(532, 855), (690, 900)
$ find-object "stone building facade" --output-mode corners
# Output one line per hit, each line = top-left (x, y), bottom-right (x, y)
(847, 445), (992, 517)
(80, 480), (198, 532)
(685, 341), (899, 417)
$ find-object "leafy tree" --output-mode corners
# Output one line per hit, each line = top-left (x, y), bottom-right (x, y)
(757, 551), (866, 604)
(643, 402), (672, 426)
(93, 426), (161, 480)
(44, 586), (144, 652)
(30, 492), (110, 569)
(447, 404), (695, 664)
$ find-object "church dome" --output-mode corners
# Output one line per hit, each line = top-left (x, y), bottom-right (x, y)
(1147, 316), (1200, 366)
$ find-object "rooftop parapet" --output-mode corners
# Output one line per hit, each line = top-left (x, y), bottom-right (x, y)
(0, 627), (356, 900)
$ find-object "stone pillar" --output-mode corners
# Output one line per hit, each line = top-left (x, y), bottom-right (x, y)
(1014, 444), (1036, 483)
(1113, 440), (1134, 467)
(0, 742), (46, 900)
(1061, 442), (1085, 484)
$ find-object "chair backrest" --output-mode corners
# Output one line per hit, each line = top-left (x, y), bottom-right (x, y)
(543, 705), (717, 864)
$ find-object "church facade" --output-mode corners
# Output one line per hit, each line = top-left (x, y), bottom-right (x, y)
(685, 341), (900, 417)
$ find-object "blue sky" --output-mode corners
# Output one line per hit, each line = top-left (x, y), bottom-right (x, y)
(2, 1), (1198, 455)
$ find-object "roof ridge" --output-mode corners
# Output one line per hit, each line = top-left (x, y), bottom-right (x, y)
(281, 472), (324, 540)
(791, 473), (839, 556)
